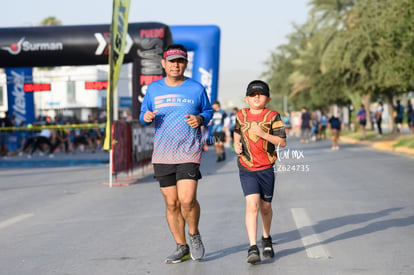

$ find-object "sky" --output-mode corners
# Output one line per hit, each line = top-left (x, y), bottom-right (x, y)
(1, 0), (310, 107)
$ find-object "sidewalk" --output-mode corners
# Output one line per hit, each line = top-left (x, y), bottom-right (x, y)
(340, 135), (414, 156)
(0, 150), (109, 168)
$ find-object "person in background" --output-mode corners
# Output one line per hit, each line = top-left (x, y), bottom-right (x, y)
(407, 99), (414, 134)
(394, 99), (404, 133)
(211, 101), (228, 162)
(319, 112), (328, 140)
(229, 107), (238, 150)
(233, 80), (287, 264)
(0, 111), (13, 157)
(375, 101), (384, 137)
(300, 107), (311, 143)
(282, 112), (292, 137)
(357, 104), (367, 140)
(328, 114), (342, 150)
(22, 118), (56, 158)
(139, 44), (213, 264)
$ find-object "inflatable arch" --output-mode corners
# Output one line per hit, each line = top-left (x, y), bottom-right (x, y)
(0, 23), (220, 123)
(170, 25), (220, 104)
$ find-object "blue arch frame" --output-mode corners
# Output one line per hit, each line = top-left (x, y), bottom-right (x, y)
(170, 25), (220, 103)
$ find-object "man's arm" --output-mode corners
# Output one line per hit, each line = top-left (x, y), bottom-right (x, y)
(198, 90), (213, 126)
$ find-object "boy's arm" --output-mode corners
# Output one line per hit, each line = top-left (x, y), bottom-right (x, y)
(233, 115), (243, 154)
(251, 113), (287, 147)
(233, 132), (243, 155)
(252, 125), (287, 148)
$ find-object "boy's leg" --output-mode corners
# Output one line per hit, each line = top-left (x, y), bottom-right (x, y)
(259, 200), (273, 238)
(245, 194), (261, 264)
(245, 194), (260, 246)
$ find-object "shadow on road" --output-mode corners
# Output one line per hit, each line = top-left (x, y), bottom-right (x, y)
(273, 207), (413, 260)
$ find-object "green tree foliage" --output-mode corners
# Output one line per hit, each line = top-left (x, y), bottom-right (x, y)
(40, 16), (62, 26)
(264, 0), (414, 114)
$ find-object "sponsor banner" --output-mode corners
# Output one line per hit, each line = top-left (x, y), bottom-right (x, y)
(130, 121), (153, 165)
(5, 68), (35, 125)
(103, 0), (131, 150)
(131, 27), (172, 118)
(119, 96), (132, 108)
(0, 22), (169, 67)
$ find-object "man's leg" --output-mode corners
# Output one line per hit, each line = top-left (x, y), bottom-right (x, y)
(177, 179), (205, 260)
(160, 185), (186, 245)
(177, 179), (200, 235)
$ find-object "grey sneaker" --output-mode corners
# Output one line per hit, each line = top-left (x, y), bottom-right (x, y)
(164, 244), (190, 264)
(189, 232), (205, 260)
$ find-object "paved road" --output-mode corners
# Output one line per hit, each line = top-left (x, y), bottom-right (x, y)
(1, 137), (413, 275)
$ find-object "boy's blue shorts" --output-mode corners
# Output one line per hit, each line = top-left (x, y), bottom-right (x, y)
(239, 166), (275, 202)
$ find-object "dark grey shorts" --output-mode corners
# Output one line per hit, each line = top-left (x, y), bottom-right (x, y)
(239, 167), (275, 202)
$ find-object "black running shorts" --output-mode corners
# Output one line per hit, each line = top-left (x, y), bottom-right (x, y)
(212, 132), (226, 143)
(154, 163), (202, 188)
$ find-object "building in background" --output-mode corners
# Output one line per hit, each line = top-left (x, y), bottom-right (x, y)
(0, 65), (131, 122)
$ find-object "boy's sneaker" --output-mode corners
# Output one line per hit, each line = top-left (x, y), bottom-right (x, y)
(164, 244), (190, 264)
(189, 232), (205, 260)
(261, 236), (275, 259)
(247, 245), (261, 264)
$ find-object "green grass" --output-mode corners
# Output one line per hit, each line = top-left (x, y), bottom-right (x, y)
(392, 137), (414, 149)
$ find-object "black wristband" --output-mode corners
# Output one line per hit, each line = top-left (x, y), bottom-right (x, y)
(197, 116), (205, 125)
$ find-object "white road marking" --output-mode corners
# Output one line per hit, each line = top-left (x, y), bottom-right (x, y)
(291, 208), (331, 259)
(0, 213), (34, 230)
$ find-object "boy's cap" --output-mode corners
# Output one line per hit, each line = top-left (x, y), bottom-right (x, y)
(163, 48), (188, 61)
(246, 80), (270, 97)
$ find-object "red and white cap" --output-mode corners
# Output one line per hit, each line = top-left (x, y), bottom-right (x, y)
(163, 48), (188, 61)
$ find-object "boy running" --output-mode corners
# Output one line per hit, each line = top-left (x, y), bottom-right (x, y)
(233, 80), (287, 264)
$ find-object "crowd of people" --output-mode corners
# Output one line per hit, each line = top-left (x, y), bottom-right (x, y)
(0, 114), (105, 158)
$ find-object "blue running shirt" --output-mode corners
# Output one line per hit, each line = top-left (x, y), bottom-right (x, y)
(140, 77), (213, 164)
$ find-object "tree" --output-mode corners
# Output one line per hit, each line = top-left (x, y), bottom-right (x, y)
(40, 16), (62, 26)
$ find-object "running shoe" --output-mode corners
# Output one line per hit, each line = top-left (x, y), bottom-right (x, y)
(261, 236), (275, 259)
(164, 244), (190, 264)
(247, 245), (261, 264)
(189, 232), (205, 260)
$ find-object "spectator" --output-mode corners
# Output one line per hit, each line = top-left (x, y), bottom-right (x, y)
(408, 99), (414, 134)
(375, 101), (384, 137)
(0, 111), (13, 157)
(319, 112), (328, 139)
(357, 104), (367, 139)
(282, 112), (292, 137)
(211, 101), (228, 162)
(394, 99), (404, 133)
(328, 114), (342, 150)
(300, 107), (311, 143)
